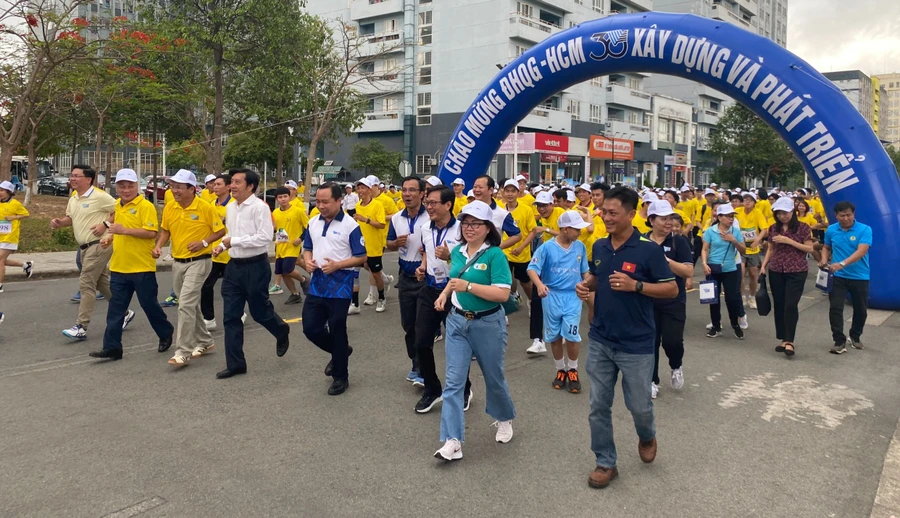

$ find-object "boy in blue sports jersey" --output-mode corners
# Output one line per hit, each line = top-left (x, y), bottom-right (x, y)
(527, 210), (591, 393)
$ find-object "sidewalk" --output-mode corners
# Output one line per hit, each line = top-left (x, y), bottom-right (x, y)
(5, 244), (277, 281)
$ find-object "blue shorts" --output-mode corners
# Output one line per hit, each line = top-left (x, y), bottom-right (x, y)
(274, 257), (297, 275)
(542, 291), (583, 343)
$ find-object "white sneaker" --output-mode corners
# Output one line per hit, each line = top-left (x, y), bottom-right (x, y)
(191, 343), (216, 358)
(738, 315), (749, 330)
(62, 324), (87, 340)
(375, 300), (386, 312)
(526, 339), (546, 355)
(363, 293), (377, 306)
(167, 354), (190, 367)
(493, 420), (514, 443)
(748, 297), (757, 310)
(241, 313), (247, 323)
(671, 368), (684, 390)
(347, 304), (360, 315)
(204, 318), (217, 330)
(384, 274), (395, 295)
(268, 285), (283, 295)
(651, 382), (659, 399)
(434, 439), (463, 461)
(705, 322), (714, 330)
(122, 309), (136, 330)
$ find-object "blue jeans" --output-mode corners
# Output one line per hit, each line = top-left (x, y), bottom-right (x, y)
(103, 272), (174, 351)
(587, 338), (656, 469)
(440, 309), (515, 442)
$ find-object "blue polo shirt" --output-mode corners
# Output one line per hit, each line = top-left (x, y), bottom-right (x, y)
(824, 220), (872, 281)
(303, 210), (367, 299)
(589, 230), (676, 354)
(702, 223), (744, 273)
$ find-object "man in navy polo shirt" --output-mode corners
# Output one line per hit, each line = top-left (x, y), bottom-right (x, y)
(302, 183), (367, 396)
(576, 187), (678, 489)
(820, 201), (873, 354)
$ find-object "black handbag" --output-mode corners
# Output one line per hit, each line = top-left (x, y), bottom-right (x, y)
(756, 274), (772, 316)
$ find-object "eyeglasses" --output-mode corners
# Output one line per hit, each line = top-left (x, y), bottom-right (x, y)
(535, 203), (551, 208)
(169, 184), (192, 191)
(460, 221), (486, 229)
(423, 200), (444, 207)
(719, 214), (735, 219)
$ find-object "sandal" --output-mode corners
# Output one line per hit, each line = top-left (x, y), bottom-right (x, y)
(775, 342), (786, 353)
(784, 343), (795, 357)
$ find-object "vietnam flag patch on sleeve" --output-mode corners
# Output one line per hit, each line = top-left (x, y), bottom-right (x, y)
(622, 262), (636, 273)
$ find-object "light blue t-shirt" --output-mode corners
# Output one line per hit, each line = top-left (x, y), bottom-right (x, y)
(527, 238), (589, 291)
(825, 221), (872, 280)
(703, 223), (745, 273)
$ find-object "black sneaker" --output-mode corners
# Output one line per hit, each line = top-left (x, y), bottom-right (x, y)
(706, 328), (722, 338)
(552, 369), (567, 390)
(733, 327), (744, 340)
(23, 261), (33, 279)
(830, 341), (847, 354)
(414, 393), (443, 414)
(850, 338), (864, 350)
(567, 369), (581, 394)
(463, 389), (473, 412)
(284, 293), (303, 305)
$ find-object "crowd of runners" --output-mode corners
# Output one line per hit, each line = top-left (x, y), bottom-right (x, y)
(7, 166), (874, 487)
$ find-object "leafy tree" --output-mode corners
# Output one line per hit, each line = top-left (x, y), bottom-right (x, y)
(166, 140), (207, 171)
(350, 140), (401, 182)
(886, 145), (900, 175)
(222, 128), (281, 170)
(709, 104), (803, 188)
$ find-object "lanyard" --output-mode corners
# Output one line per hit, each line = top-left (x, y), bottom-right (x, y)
(405, 209), (422, 235)
(432, 222), (452, 250)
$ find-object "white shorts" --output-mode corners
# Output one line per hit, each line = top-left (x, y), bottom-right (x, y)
(0, 242), (18, 251)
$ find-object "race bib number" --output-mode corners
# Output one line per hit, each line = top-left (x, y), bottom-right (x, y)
(432, 265), (447, 285)
(741, 229), (757, 242)
(275, 228), (289, 243)
(0, 220), (12, 235)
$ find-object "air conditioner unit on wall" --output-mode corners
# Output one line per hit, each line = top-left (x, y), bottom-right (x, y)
(428, 159), (437, 165)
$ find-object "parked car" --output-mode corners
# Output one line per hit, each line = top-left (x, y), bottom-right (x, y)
(37, 176), (70, 196)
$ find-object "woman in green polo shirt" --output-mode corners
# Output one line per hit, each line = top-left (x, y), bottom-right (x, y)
(433, 201), (516, 462)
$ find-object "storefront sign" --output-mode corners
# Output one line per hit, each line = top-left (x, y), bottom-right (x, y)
(664, 155), (676, 166)
(498, 132), (569, 154)
(589, 136), (635, 160)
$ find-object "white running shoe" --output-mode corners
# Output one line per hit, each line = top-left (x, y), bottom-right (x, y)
(122, 310), (136, 330)
(241, 313), (247, 323)
(434, 439), (462, 461)
(363, 293), (377, 306)
(384, 274), (395, 295)
(705, 322), (714, 330)
(671, 368), (684, 390)
(651, 382), (659, 399)
(268, 285), (283, 295)
(526, 339), (546, 355)
(375, 300), (386, 312)
(739, 315), (749, 330)
(204, 318), (217, 331)
(748, 297), (758, 310)
(493, 420), (514, 443)
(347, 304), (360, 315)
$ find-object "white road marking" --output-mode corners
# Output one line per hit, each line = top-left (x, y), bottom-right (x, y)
(101, 496), (166, 518)
(719, 373), (873, 429)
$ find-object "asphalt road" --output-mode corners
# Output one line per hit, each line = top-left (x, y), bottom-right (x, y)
(2, 258), (899, 518)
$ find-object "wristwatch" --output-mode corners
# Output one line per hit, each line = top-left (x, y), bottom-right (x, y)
(201, 239), (209, 248)
(839, 261), (846, 267)
(635, 281), (644, 293)
(103, 221), (110, 229)
(366, 218), (371, 224)
(466, 282), (474, 292)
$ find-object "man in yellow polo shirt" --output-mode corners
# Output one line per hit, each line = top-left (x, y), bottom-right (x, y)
(501, 179), (537, 305)
(451, 178), (468, 216)
(89, 169), (174, 360)
(200, 174), (218, 203)
(351, 177), (388, 313)
(153, 169), (225, 367)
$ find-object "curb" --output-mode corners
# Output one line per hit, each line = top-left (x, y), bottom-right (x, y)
(3, 255), (278, 282)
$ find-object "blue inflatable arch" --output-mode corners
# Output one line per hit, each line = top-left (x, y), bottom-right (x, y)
(437, 12), (900, 310)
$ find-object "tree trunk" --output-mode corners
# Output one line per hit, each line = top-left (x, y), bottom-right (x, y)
(276, 126), (285, 178)
(105, 134), (114, 177)
(0, 146), (13, 184)
(93, 114), (105, 172)
(210, 45), (225, 174)
(25, 136), (38, 207)
(764, 170), (771, 189)
(304, 139), (317, 205)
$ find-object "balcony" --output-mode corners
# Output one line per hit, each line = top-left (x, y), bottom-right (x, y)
(710, 4), (752, 28)
(358, 30), (404, 58)
(696, 108), (721, 126)
(354, 73), (404, 96)
(350, 0), (402, 22)
(508, 12), (562, 44)
(518, 106), (572, 133)
(695, 84), (729, 102)
(733, 0), (758, 16)
(605, 83), (652, 111)
(606, 118), (651, 143)
(356, 111), (403, 133)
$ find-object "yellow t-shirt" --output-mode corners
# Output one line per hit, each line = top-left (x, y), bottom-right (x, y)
(376, 192), (398, 247)
(736, 207), (767, 255)
(539, 207), (565, 243)
(289, 197), (311, 231)
(211, 195), (235, 264)
(164, 188), (174, 206)
(161, 195), (223, 259)
(0, 197), (29, 244)
(272, 204), (306, 259)
(756, 199), (773, 222)
(200, 189), (217, 204)
(799, 214), (818, 229)
(676, 199), (697, 225)
(453, 196), (469, 216)
(632, 213), (651, 234)
(809, 197), (828, 224)
(66, 187), (117, 245)
(503, 201), (537, 263)
(310, 207), (320, 218)
(354, 200), (385, 258)
(586, 213), (608, 261)
(389, 191), (401, 204)
(518, 192), (535, 208)
(111, 195), (158, 273)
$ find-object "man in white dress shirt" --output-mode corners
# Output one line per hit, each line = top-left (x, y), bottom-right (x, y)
(213, 168), (290, 379)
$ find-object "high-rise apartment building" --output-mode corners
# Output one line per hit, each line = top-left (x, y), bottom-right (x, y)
(823, 70), (878, 136)
(874, 73), (900, 147)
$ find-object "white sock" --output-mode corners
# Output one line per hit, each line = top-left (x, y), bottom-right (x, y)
(554, 358), (566, 371)
(369, 285), (377, 296)
(381, 272), (389, 283)
(567, 358), (578, 370)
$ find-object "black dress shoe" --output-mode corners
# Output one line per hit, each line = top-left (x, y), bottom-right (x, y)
(158, 335), (173, 353)
(323, 346), (353, 376)
(89, 349), (122, 360)
(328, 378), (349, 395)
(276, 330), (290, 357)
(216, 367), (247, 379)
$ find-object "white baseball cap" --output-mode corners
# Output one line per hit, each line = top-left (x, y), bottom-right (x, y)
(703, 188), (716, 196)
(502, 178), (520, 190)
(743, 191), (758, 201)
(647, 200), (675, 217)
(716, 204), (737, 216)
(771, 197), (795, 213)
(466, 189), (475, 198)
(680, 185), (692, 192)
(534, 191), (554, 205)
(734, 187), (742, 193)
(710, 182), (718, 187)
(642, 192), (659, 203)
(365, 175), (380, 185)
(577, 183), (591, 193)
(284, 180), (298, 189)
(565, 190), (576, 203)
(356, 177), (376, 188)
(451, 178), (465, 186)
(0, 181), (15, 192)
(557, 210), (591, 230)
(458, 200), (492, 221)
(115, 168), (138, 183)
(168, 169), (197, 186)
(204, 174), (217, 184)
(516, 174), (528, 183)
(426, 176), (442, 187)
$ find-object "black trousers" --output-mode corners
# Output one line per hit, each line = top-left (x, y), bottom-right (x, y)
(222, 254), (289, 371)
(103, 272), (174, 351)
(200, 261), (228, 321)
(415, 286), (471, 398)
(708, 269), (742, 330)
(530, 283), (544, 340)
(397, 272), (424, 365)
(769, 271), (806, 343)
(303, 295), (352, 380)
(829, 277), (869, 344)
(693, 234), (703, 264)
(653, 302), (686, 384)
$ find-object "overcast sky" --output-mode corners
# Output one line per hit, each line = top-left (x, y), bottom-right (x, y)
(787, 0), (900, 77)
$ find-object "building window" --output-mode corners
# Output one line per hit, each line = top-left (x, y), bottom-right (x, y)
(418, 51), (431, 85)
(417, 92), (432, 126)
(517, 1), (534, 18)
(674, 122), (686, 144)
(418, 10), (432, 45)
(416, 155), (433, 175)
(592, 0), (603, 13)
(567, 99), (581, 120)
(590, 104), (602, 123)
(658, 119), (672, 143)
(515, 45), (528, 57)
